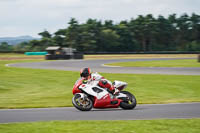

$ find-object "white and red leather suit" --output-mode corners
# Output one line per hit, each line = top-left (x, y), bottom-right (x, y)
(80, 68), (115, 93)
(92, 72), (115, 93)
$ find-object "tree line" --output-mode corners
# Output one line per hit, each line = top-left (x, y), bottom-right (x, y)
(1, 13), (200, 52)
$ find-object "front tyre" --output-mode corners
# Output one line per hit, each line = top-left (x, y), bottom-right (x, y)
(119, 91), (137, 110)
(72, 93), (93, 111)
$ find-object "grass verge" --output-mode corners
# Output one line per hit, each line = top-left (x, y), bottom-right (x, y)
(0, 119), (200, 133)
(106, 59), (200, 67)
(0, 53), (198, 60)
(0, 60), (200, 108)
(85, 54), (198, 60)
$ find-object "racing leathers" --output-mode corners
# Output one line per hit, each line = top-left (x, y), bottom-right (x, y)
(85, 72), (115, 94)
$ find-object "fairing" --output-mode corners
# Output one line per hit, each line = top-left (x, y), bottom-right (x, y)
(113, 80), (127, 90)
(93, 94), (122, 108)
(72, 78), (83, 94)
(72, 79), (128, 109)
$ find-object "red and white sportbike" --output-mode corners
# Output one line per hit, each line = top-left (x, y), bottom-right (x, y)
(72, 78), (137, 111)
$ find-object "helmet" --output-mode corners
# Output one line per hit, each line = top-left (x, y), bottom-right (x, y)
(80, 68), (91, 79)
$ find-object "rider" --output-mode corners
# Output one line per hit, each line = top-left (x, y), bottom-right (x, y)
(80, 67), (116, 94)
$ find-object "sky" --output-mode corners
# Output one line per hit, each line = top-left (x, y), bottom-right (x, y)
(0, 0), (200, 38)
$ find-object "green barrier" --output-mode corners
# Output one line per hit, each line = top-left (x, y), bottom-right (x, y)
(25, 52), (48, 55)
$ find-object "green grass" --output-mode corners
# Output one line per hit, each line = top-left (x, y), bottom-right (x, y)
(0, 53), (44, 58)
(0, 53), (27, 57)
(0, 60), (200, 108)
(0, 60), (79, 108)
(0, 119), (200, 133)
(0, 53), (197, 59)
(106, 59), (200, 67)
(104, 73), (200, 104)
(85, 54), (197, 59)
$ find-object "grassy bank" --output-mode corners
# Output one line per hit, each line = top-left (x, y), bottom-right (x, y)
(85, 54), (197, 59)
(0, 60), (77, 108)
(106, 59), (200, 67)
(0, 60), (200, 108)
(0, 119), (199, 133)
(0, 53), (198, 60)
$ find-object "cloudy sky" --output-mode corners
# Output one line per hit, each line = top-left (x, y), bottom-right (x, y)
(0, 0), (200, 37)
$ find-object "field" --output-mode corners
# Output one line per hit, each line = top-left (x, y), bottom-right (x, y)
(85, 54), (197, 59)
(0, 57), (200, 108)
(0, 119), (200, 133)
(0, 53), (198, 60)
(0, 53), (44, 60)
(0, 53), (199, 132)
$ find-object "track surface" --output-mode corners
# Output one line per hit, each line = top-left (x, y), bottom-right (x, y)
(8, 58), (200, 75)
(0, 103), (200, 123)
(1, 58), (200, 123)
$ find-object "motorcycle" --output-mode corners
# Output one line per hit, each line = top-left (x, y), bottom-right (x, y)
(72, 78), (137, 111)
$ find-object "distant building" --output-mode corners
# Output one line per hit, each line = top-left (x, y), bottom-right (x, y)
(45, 46), (83, 60)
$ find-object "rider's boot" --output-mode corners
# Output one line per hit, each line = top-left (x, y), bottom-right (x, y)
(113, 88), (119, 96)
(109, 87), (119, 99)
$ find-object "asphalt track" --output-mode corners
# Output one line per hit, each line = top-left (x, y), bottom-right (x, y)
(0, 103), (200, 123)
(1, 58), (200, 123)
(8, 58), (200, 75)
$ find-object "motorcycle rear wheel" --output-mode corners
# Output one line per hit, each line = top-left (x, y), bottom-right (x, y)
(72, 93), (93, 111)
(119, 91), (137, 110)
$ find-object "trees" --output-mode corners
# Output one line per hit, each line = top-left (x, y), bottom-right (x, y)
(53, 29), (67, 47)
(78, 19), (101, 52)
(38, 30), (51, 38)
(0, 42), (13, 51)
(9, 13), (200, 52)
(65, 18), (81, 49)
(115, 22), (139, 52)
(129, 14), (158, 51)
(190, 13), (200, 42)
(100, 29), (120, 52)
(153, 15), (174, 51)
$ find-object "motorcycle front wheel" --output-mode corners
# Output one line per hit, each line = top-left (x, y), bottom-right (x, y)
(72, 93), (93, 111)
(119, 91), (137, 110)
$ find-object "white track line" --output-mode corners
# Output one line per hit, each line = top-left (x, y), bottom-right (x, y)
(5, 64), (11, 67)
(101, 64), (121, 67)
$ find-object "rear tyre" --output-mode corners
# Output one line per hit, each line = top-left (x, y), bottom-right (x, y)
(72, 94), (93, 111)
(119, 91), (137, 110)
